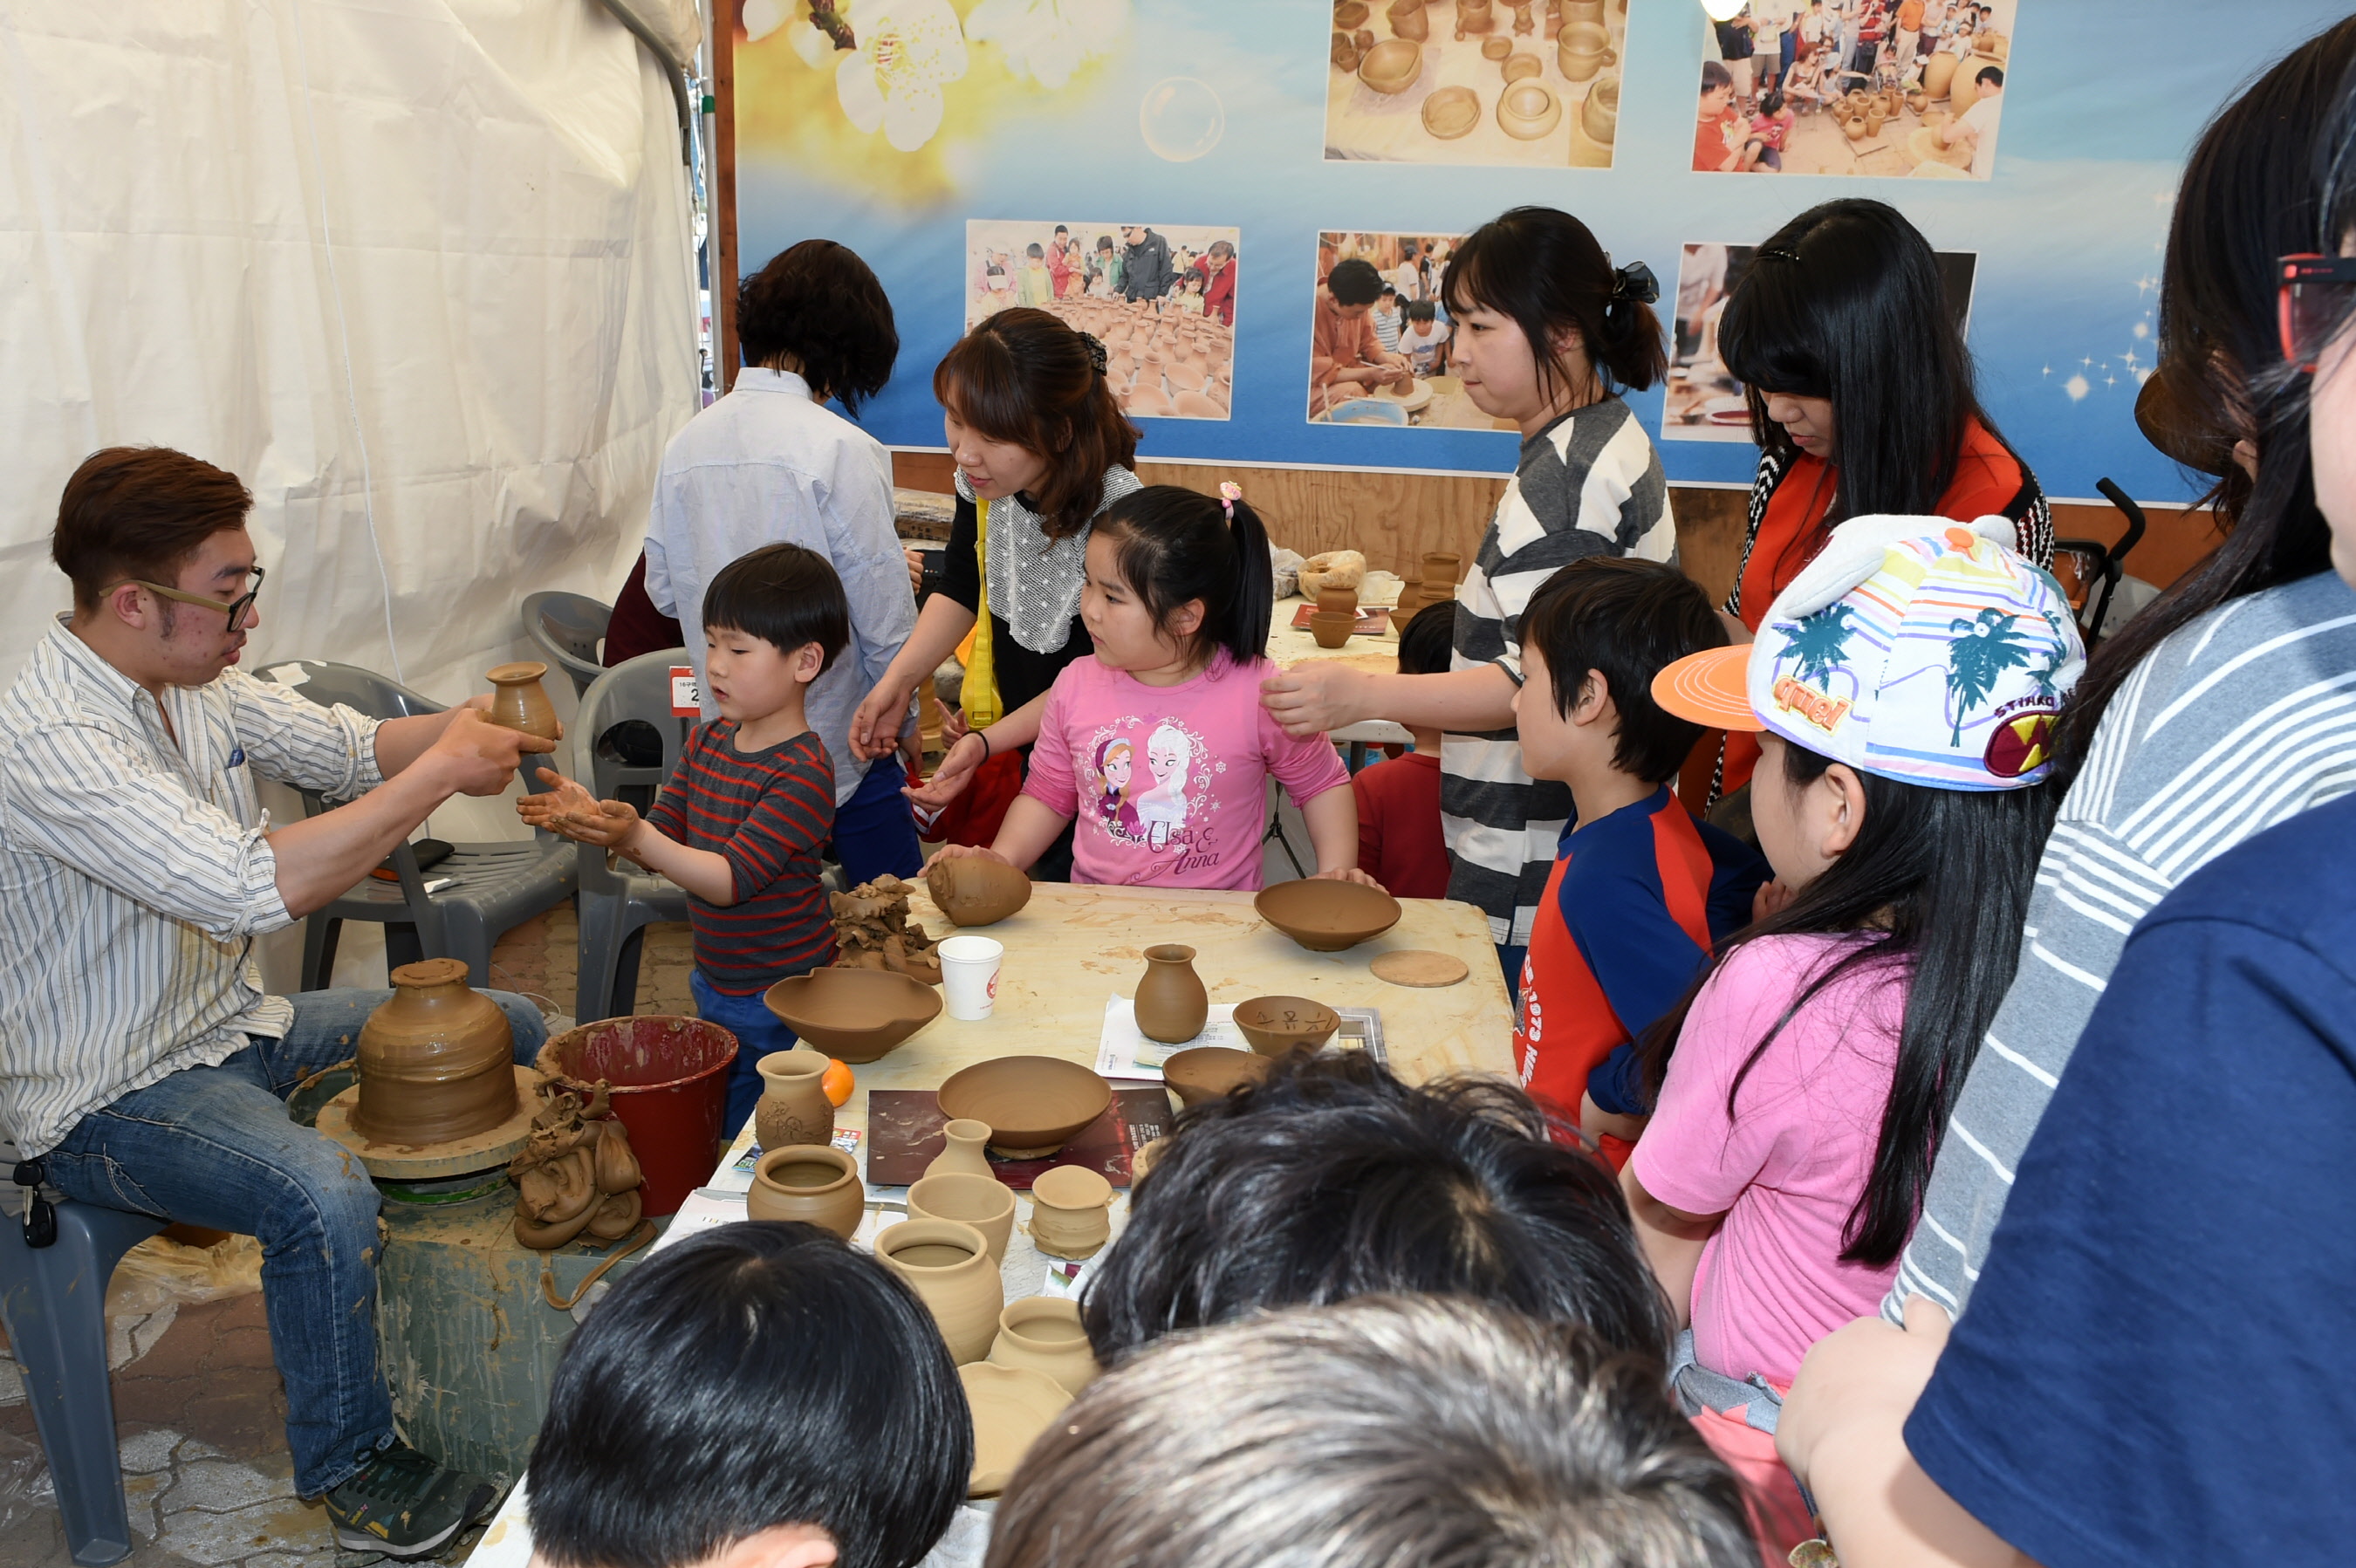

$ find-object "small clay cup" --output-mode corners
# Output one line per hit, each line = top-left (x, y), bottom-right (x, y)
(989, 1297), (1099, 1395)
(1029, 1167), (1115, 1260)
(752, 1048), (833, 1150)
(924, 1118), (996, 1181)
(1231, 996), (1343, 1057)
(879, 1218), (1003, 1364)
(1162, 1045), (1270, 1107)
(1309, 610), (1356, 649)
(909, 1171), (1018, 1263)
(747, 1146), (865, 1238)
(1481, 34), (1512, 60)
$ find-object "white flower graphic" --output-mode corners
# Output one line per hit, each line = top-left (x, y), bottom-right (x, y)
(830, 0), (970, 152)
(963, 0), (1131, 91)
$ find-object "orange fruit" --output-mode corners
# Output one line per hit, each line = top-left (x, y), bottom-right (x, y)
(822, 1058), (855, 1108)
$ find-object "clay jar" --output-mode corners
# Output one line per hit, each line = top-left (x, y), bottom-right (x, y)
(1308, 610), (1356, 649)
(353, 958), (517, 1143)
(753, 1048), (833, 1150)
(484, 661), (560, 742)
(1421, 551), (1461, 597)
(1316, 584), (1359, 617)
(928, 856), (1033, 927)
(1583, 74), (1620, 142)
(1029, 1167), (1115, 1260)
(925, 1118), (997, 1181)
(1387, 0), (1428, 42)
(908, 1171), (1018, 1263)
(879, 1219), (1003, 1364)
(748, 1146), (866, 1237)
(1133, 944), (1209, 1044)
(989, 1297), (1099, 1395)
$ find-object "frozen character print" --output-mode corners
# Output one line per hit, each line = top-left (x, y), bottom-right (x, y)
(1093, 736), (1143, 840)
(1133, 722), (1195, 850)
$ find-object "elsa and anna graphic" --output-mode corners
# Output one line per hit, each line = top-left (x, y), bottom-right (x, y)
(1093, 723), (1194, 849)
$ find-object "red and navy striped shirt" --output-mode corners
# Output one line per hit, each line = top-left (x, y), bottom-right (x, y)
(646, 722), (837, 995)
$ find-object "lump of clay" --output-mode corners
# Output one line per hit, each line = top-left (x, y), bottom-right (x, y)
(927, 856), (1033, 928)
(1297, 550), (1367, 601)
(831, 873), (944, 984)
(510, 1079), (645, 1250)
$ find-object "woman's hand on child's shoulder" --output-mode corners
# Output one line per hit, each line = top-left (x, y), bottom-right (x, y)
(1310, 867), (1383, 888)
(1259, 663), (1369, 737)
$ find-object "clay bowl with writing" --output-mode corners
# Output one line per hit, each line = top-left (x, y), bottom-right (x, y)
(1254, 879), (1403, 952)
(1161, 1045), (1271, 1107)
(764, 967), (942, 1064)
(936, 1057), (1113, 1158)
(1230, 996), (1342, 1058)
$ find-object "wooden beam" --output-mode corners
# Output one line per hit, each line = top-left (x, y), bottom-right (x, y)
(713, 0), (739, 394)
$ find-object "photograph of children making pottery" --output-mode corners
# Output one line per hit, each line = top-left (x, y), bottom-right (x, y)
(1697, 0), (2016, 177)
(1325, 0), (1628, 167)
(1308, 231), (1514, 430)
(964, 220), (1239, 421)
(1664, 238), (1977, 438)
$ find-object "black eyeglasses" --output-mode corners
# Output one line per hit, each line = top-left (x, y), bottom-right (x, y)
(110, 564), (265, 633)
(2277, 253), (2356, 373)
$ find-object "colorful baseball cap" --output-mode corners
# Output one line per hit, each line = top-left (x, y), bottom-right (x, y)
(1653, 517), (2086, 790)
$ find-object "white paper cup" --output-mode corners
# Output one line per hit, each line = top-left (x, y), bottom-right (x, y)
(938, 935), (1005, 1021)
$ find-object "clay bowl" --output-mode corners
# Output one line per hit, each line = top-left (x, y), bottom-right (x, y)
(1357, 38), (1423, 94)
(1502, 52), (1542, 83)
(1497, 80), (1560, 139)
(1254, 879), (1403, 952)
(1163, 1045), (1272, 1106)
(1231, 996), (1343, 1058)
(1308, 610), (1356, 649)
(962, 1362), (1072, 1496)
(936, 1057), (1113, 1158)
(1481, 35), (1512, 61)
(1421, 85), (1481, 140)
(764, 967), (941, 1064)
(1334, 0), (1370, 26)
(1128, 386), (1178, 419)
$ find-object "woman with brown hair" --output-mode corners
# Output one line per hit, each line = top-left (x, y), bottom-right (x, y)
(848, 306), (1140, 879)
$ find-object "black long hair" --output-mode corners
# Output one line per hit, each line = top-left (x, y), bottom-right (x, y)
(1442, 207), (1668, 403)
(2049, 24), (2356, 785)
(1720, 200), (2003, 529)
(1092, 483), (1274, 672)
(1639, 742), (2057, 1268)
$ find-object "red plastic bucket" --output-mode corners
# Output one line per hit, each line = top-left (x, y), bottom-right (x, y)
(539, 1016), (736, 1218)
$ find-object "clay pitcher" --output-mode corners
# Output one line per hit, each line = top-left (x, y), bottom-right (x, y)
(484, 661), (559, 742)
(1133, 944), (1209, 1044)
(353, 958), (517, 1143)
(753, 1048), (833, 1150)
(1387, 0), (1428, 43)
(747, 1145), (866, 1237)
(1029, 1167), (1115, 1260)
(1556, 20), (1613, 80)
(989, 1297), (1100, 1395)
(878, 1219), (1004, 1363)
(925, 1118), (997, 1181)
(927, 857), (1033, 927)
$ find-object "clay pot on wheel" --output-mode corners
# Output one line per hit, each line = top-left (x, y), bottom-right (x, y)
(989, 1297), (1099, 1395)
(753, 1048), (834, 1150)
(353, 959), (518, 1144)
(1029, 1167), (1115, 1260)
(747, 1146), (866, 1237)
(878, 1218), (1003, 1364)
(925, 1118), (997, 1181)
(1133, 944), (1209, 1044)
(485, 661), (559, 742)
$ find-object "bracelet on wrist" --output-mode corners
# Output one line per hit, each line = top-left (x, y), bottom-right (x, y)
(976, 729), (992, 759)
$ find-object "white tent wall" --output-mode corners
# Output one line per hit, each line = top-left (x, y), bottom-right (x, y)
(0, 0), (699, 707)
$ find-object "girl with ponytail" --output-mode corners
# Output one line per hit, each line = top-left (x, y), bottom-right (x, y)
(1263, 206), (1675, 983)
(927, 484), (1375, 891)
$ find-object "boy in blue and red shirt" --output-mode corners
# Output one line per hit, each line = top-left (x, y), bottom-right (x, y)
(1509, 558), (1765, 1167)
(524, 544), (845, 1134)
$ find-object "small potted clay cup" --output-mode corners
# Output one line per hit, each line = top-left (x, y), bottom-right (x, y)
(989, 1297), (1099, 1395)
(1309, 610), (1356, 649)
(747, 1146), (865, 1238)
(1556, 19), (1613, 80)
(878, 1218), (1003, 1363)
(1316, 585), (1359, 617)
(1387, 0), (1428, 42)
(1231, 996), (1344, 1057)
(753, 1047), (834, 1150)
(484, 661), (560, 742)
(924, 1118), (996, 1181)
(1133, 944), (1209, 1044)
(1029, 1167), (1115, 1260)
(909, 1172), (1018, 1263)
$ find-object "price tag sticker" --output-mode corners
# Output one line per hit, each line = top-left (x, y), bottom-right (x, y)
(669, 667), (701, 717)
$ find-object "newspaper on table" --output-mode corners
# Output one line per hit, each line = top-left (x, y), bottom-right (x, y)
(1092, 995), (1386, 1078)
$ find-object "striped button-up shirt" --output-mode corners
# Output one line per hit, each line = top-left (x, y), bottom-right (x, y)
(0, 621), (383, 1157)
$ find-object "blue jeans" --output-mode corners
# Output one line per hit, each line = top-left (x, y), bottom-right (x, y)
(39, 989), (547, 1496)
(688, 969), (800, 1139)
(833, 757), (921, 886)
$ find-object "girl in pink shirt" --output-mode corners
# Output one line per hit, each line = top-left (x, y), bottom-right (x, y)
(927, 484), (1367, 891)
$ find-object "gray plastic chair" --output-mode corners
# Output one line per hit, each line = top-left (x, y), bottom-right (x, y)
(1, 1152), (168, 1565)
(272, 660), (578, 990)
(522, 591), (613, 698)
(570, 651), (692, 1022)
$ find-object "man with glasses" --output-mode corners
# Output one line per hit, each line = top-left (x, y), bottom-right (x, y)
(0, 446), (557, 1556)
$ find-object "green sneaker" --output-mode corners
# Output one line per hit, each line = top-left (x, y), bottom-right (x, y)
(323, 1441), (497, 1558)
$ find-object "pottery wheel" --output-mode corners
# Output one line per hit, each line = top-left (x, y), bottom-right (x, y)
(1376, 379), (1435, 413)
(314, 1065), (544, 1180)
(1370, 950), (1470, 989)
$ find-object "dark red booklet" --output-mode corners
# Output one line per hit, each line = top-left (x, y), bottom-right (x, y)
(866, 1084), (1170, 1189)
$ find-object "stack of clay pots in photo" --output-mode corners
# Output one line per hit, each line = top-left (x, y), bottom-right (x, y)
(1043, 296), (1232, 421)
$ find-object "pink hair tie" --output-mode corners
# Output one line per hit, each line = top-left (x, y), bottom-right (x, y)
(1218, 481), (1243, 521)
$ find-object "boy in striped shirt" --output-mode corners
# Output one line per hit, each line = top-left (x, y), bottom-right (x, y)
(526, 544), (846, 1133)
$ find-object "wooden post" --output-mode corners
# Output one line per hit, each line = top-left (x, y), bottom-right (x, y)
(712, 0), (739, 393)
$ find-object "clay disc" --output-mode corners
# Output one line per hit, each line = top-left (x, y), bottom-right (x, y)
(1370, 950), (1470, 988)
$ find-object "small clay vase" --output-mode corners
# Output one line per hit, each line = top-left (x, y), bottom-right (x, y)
(1316, 585), (1358, 617)
(353, 959), (517, 1144)
(747, 1146), (866, 1237)
(1846, 114), (1869, 141)
(878, 1219), (1004, 1364)
(927, 857), (1033, 927)
(1309, 610), (1356, 649)
(989, 1297), (1099, 1395)
(484, 661), (559, 741)
(1387, 0), (1428, 42)
(1511, 1), (1535, 35)
(753, 1048), (833, 1150)
(908, 1171), (1018, 1263)
(1133, 944), (1209, 1044)
(1029, 1167), (1115, 1260)
(925, 1118), (997, 1181)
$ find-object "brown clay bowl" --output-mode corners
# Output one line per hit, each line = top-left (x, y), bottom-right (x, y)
(1230, 996), (1342, 1057)
(1162, 1045), (1271, 1106)
(1308, 610), (1356, 649)
(1497, 80), (1560, 139)
(936, 1057), (1113, 1158)
(1254, 879), (1403, 952)
(1481, 35), (1512, 60)
(1421, 85), (1481, 139)
(1502, 52), (1542, 83)
(764, 967), (942, 1064)
(1358, 38), (1423, 94)
(962, 1362), (1072, 1496)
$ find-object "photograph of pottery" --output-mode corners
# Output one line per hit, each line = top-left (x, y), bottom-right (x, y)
(965, 220), (1239, 421)
(1694, 0), (2018, 180)
(1325, 0), (1631, 167)
(1665, 241), (1978, 442)
(1309, 230), (1515, 431)
(878, 1218), (1005, 1364)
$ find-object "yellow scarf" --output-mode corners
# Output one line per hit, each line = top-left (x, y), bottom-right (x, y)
(961, 499), (1002, 729)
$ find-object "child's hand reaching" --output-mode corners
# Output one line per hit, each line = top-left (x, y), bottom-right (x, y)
(1311, 867), (1384, 888)
(518, 769), (642, 850)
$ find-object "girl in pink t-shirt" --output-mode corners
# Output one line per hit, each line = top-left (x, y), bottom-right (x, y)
(926, 483), (1368, 892)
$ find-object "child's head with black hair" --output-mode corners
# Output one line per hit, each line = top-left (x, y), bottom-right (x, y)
(1404, 298), (1439, 326)
(1761, 86), (1786, 117)
(1082, 483), (1273, 677)
(736, 240), (898, 415)
(1513, 557), (1724, 788)
(1395, 599), (1455, 677)
(1325, 258), (1387, 311)
(1025, 242), (1045, 260)
(527, 1222), (969, 1568)
(700, 544), (852, 726)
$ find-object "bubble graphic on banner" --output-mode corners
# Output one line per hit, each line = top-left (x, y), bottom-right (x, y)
(1140, 78), (1224, 162)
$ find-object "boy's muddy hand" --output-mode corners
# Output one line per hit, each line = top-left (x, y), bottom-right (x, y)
(1311, 867), (1383, 888)
(518, 769), (640, 848)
